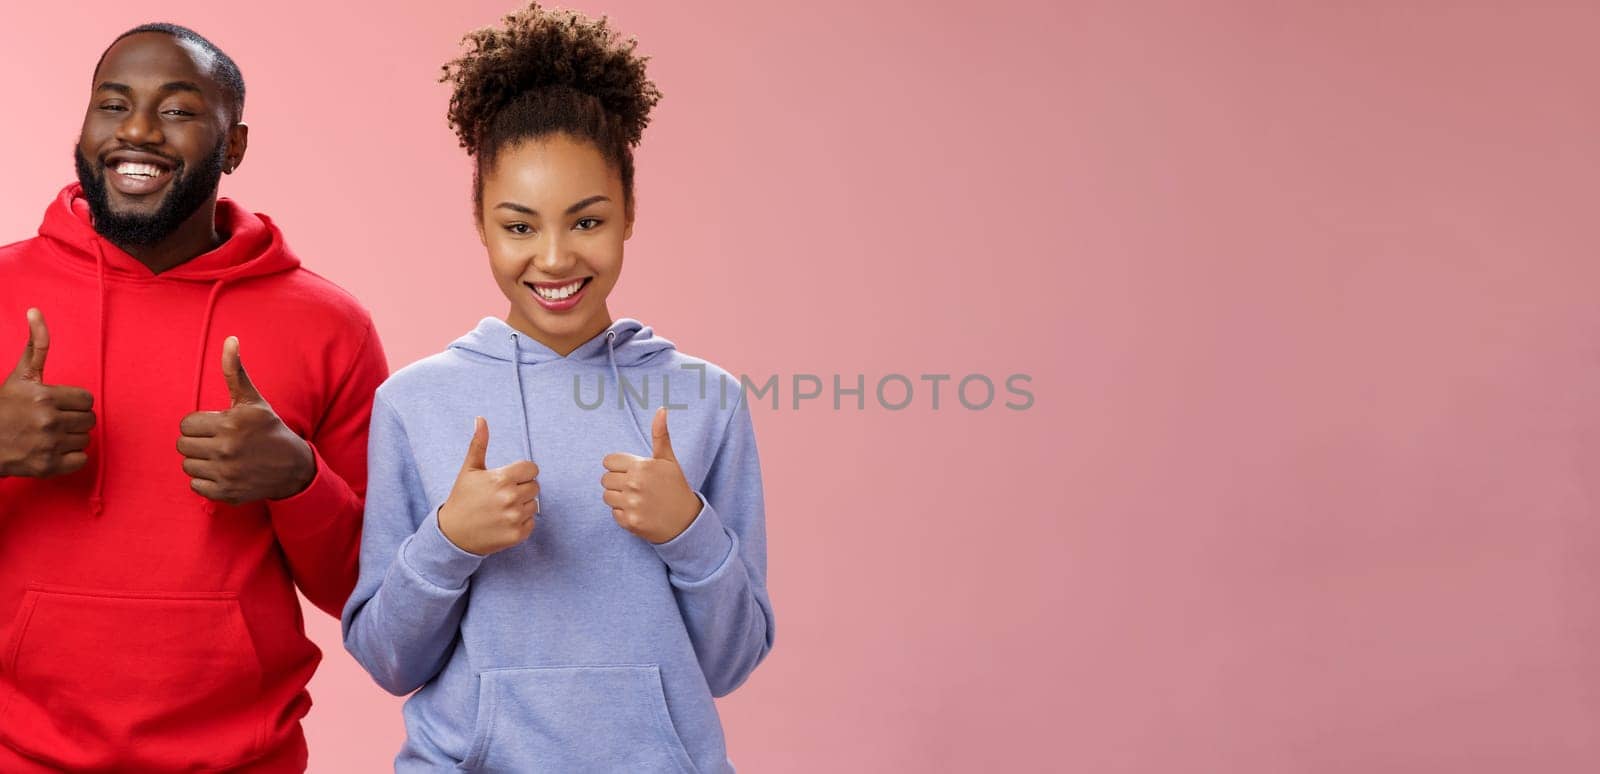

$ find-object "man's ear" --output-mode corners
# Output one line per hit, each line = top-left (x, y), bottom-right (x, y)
(224, 122), (249, 174)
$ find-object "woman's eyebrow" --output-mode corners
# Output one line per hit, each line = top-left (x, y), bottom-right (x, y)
(493, 195), (611, 217)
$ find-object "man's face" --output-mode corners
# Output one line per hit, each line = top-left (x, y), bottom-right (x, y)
(75, 32), (241, 246)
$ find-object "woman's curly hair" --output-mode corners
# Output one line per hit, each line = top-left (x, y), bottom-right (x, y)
(442, 2), (662, 213)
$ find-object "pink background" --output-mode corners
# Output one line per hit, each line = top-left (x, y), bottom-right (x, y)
(4, 1), (1600, 771)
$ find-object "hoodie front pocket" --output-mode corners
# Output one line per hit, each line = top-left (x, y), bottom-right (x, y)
(0, 585), (265, 771)
(460, 664), (698, 774)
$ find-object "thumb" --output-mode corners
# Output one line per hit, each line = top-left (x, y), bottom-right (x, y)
(651, 407), (678, 462)
(222, 336), (264, 406)
(462, 416), (489, 471)
(13, 308), (48, 382)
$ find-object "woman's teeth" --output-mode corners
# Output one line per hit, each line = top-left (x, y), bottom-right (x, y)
(534, 280), (584, 300)
(115, 162), (165, 179)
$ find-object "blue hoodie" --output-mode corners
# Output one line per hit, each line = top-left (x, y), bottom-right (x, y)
(342, 318), (773, 773)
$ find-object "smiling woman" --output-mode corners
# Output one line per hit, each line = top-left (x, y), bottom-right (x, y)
(339, 3), (775, 772)
(439, 2), (661, 356)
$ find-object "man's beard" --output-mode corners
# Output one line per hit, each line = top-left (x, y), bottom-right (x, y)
(74, 140), (228, 247)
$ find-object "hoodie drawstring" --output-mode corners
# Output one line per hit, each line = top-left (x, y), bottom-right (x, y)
(499, 327), (652, 463)
(89, 243), (108, 516)
(607, 330), (653, 454)
(192, 279), (229, 411)
(509, 332), (534, 462)
(193, 279), (229, 516)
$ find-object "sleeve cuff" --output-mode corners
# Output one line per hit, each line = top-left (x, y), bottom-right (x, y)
(400, 507), (486, 590)
(268, 444), (359, 539)
(651, 492), (736, 584)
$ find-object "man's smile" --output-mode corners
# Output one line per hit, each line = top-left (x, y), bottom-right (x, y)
(102, 149), (176, 197)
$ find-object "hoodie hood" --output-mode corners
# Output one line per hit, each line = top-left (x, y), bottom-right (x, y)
(35, 183), (303, 516)
(38, 183), (301, 282)
(448, 316), (677, 367)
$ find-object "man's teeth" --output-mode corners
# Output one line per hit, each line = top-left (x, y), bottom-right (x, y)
(115, 162), (166, 179)
(534, 280), (584, 300)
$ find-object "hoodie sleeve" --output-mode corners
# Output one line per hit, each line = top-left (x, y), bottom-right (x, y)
(342, 392), (483, 696)
(267, 317), (388, 618)
(650, 394), (775, 697)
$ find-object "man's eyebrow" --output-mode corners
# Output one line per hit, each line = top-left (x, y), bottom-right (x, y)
(95, 81), (206, 97)
(159, 81), (206, 96)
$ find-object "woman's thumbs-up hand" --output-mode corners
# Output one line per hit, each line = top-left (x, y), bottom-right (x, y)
(438, 415), (541, 556)
(601, 407), (701, 544)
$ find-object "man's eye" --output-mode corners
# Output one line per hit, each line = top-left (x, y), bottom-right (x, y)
(163, 109), (195, 117)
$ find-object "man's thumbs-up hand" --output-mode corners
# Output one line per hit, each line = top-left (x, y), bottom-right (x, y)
(222, 334), (267, 408)
(437, 416), (541, 556)
(14, 307), (48, 382)
(0, 309), (96, 478)
(601, 407), (701, 544)
(177, 336), (314, 505)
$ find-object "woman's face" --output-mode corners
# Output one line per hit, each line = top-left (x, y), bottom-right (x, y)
(478, 133), (632, 354)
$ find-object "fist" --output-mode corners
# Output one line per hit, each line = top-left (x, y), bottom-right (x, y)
(438, 416), (541, 556)
(176, 336), (314, 504)
(0, 309), (95, 478)
(601, 408), (701, 544)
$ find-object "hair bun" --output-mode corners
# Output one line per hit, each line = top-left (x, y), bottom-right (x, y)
(442, 2), (662, 156)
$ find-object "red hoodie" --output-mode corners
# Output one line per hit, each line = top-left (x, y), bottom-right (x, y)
(0, 185), (387, 772)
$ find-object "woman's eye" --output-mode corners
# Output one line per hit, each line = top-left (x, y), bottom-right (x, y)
(575, 217), (601, 230)
(506, 223), (533, 235)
